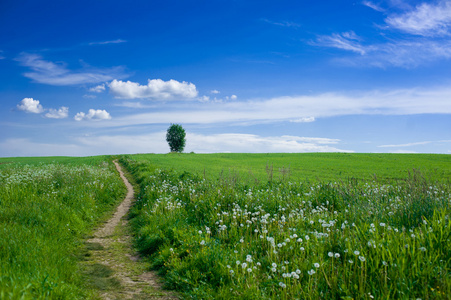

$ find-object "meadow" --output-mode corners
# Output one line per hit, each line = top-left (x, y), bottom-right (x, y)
(121, 153), (451, 299)
(0, 156), (126, 299)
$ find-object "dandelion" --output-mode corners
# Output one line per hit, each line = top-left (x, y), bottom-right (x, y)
(246, 255), (253, 262)
(328, 252), (333, 257)
(334, 253), (340, 258)
(279, 282), (287, 288)
(359, 256), (366, 262)
(308, 269), (316, 275)
(354, 250), (360, 255)
(380, 222), (386, 227)
(300, 247), (305, 251)
(272, 263), (277, 268)
(348, 260), (354, 264)
(200, 240), (205, 245)
(314, 263), (320, 268)
(242, 262), (247, 269)
(247, 268), (252, 273)
(305, 235), (310, 240)
(420, 247), (426, 252)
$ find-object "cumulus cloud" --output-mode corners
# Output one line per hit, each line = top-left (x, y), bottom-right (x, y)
(45, 107), (69, 119)
(108, 79), (198, 100)
(17, 97), (69, 119)
(385, 1), (451, 36)
(74, 109), (112, 121)
(17, 98), (45, 113)
(211, 90), (220, 94)
(89, 84), (106, 93)
(16, 53), (128, 86)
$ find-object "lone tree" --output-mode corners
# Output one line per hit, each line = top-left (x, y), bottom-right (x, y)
(166, 123), (186, 153)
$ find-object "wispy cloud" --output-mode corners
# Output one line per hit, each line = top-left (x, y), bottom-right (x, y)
(16, 53), (128, 86)
(385, 1), (451, 36)
(362, 1), (385, 12)
(261, 18), (301, 28)
(313, 1), (451, 67)
(84, 85), (451, 128)
(378, 140), (451, 148)
(0, 50), (5, 59)
(313, 31), (367, 55)
(108, 79), (198, 100)
(88, 39), (127, 45)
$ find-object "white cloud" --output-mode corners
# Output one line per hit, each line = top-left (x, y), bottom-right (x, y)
(45, 107), (69, 119)
(362, 1), (385, 12)
(17, 98), (45, 113)
(89, 84), (106, 93)
(108, 79), (199, 100)
(290, 117), (315, 123)
(230, 95), (237, 100)
(261, 18), (301, 28)
(16, 53), (128, 86)
(378, 140), (451, 148)
(74, 109), (112, 121)
(186, 133), (350, 153)
(314, 31), (367, 55)
(89, 85), (451, 128)
(0, 50), (5, 59)
(385, 1), (451, 36)
(211, 90), (220, 94)
(313, 1), (451, 67)
(88, 39), (127, 45)
(76, 132), (350, 154)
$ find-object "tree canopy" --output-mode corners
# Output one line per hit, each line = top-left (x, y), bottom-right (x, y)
(166, 124), (186, 153)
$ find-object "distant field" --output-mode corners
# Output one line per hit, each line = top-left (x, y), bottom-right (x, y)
(130, 153), (451, 183)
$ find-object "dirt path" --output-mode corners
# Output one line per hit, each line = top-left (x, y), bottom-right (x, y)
(83, 160), (179, 300)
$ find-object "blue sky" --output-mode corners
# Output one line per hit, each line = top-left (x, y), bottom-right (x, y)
(1, 0), (451, 156)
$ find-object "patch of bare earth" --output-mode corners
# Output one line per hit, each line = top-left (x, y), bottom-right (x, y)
(84, 160), (179, 300)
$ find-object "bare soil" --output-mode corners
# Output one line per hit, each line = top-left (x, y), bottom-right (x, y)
(83, 160), (179, 300)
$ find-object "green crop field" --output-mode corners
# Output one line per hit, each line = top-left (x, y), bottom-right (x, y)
(121, 153), (451, 299)
(0, 156), (125, 299)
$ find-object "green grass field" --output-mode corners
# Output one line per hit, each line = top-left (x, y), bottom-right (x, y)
(130, 153), (451, 183)
(1, 153), (450, 299)
(0, 156), (125, 299)
(121, 153), (451, 299)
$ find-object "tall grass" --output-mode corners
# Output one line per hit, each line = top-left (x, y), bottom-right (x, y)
(121, 156), (451, 299)
(0, 158), (125, 299)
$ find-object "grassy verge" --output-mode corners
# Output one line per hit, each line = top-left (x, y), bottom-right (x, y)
(0, 156), (126, 299)
(121, 154), (451, 299)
